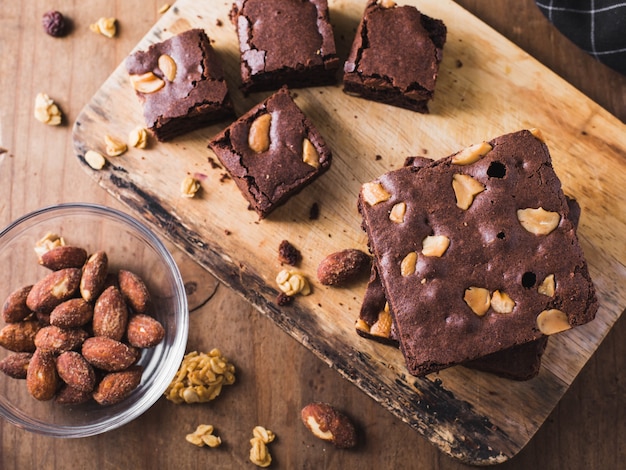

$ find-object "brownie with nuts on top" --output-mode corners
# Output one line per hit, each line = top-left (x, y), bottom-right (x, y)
(343, 0), (446, 113)
(125, 28), (233, 142)
(208, 87), (332, 219)
(355, 156), (589, 380)
(357, 129), (597, 377)
(231, 0), (340, 94)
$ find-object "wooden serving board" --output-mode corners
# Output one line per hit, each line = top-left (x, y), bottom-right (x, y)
(72, 0), (626, 464)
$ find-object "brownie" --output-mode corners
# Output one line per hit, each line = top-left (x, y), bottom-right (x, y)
(356, 195), (581, 380)
(208, 87), (332, 219)
(232, 0), (340, 94)
(358, 129), (598, 377)
(125, 28), (233, 142)
(343, 0), (446, 113)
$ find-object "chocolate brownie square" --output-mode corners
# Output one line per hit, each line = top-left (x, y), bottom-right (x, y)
(343, 0), (446, 113)
(358, 129), (598, 376)
(125, 28), (233, 142)
(232, 0), (340, 94)
(208, 87), (332, 219)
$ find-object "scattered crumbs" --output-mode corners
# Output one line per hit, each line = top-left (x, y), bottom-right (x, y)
(319, 90), (324, 94)
(339, 302), (344, 307)
(421, 148), (428, 155)
(581, 130), (588, 136)
(309, 202), (319, 220)
(276, 292), (293, 306)
(375, 154), (382, 161)
(328, 233), (332, 238)
(216, 19), (223, 27)
(318, 303), (322, 308)
(219, 173), (230, 182)
(224, 229), (231, 235)
(208, 156), (222, 169)
(354, 115), (358, 119)
(210, 38), (216, 44)
(193, 172), (208, 181)
(292, 92), (299, 99)
(455, 59), (463, 68)
(278, 240), (302, 266)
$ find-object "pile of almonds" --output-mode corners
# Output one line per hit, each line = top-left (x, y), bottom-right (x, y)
(0, 241), (165, 406)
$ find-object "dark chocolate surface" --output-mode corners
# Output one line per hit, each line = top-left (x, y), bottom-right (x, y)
(358, 130), (598, 376)
(125, 28), (233, 141)
(343, 0), (446, 113)
(209, 87), (332, 218)
(234, 0), (339, 94)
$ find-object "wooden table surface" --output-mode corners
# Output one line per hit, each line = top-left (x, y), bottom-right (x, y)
(1, 1), (624, 468)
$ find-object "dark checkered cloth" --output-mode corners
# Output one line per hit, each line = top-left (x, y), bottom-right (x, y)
(536, 0), (626, 75)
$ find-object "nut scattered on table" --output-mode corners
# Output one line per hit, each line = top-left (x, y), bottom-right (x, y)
(300, 402), (357, 449)
(84, 149), (107, 170)
(317, 249), (371, 286)
(158, 3), (171, 14)
(164, 349), (236, 404)
(129, 126), (149, 148)
(104, 134), (128, 157)
(180, 176), (200, 198)
(276, 269), (311, 296)
(90, 17), (117, 38)
(249, 426), (275, 467)
(34, 92), (62, 126)
(186, 424), (222, 448)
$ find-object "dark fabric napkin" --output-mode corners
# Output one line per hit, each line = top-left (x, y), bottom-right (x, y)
(535, 0), (626, 76)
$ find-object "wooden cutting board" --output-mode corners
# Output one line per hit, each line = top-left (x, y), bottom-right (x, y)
(71, 0), (626, 464)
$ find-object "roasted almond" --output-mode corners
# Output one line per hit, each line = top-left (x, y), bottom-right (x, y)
(118, 270), (150, 313)
(56, 351), (96, 392)
(301, 402), (357, 449)
(34, 325), (89, 354)
(0, 320), (40, 352)
(40, 245), (88, 270)
(49, 298), (93, 328)
(26, 268), (82, 313)
(93, 366), (143, 405)
(82, 336), (139, 372)
(0, 352), (32, 379)
(126, 314), (165, 348)
(317, 249), (371, 286)
(80, 251), (108, 303)
(93, 286), (128, 341)
(26, 349), (59, 401)
(55, 384), (93, 405)
(2, 285), (33, 323)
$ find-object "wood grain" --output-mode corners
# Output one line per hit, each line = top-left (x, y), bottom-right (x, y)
(1, 1), (625, 468)
(69, 0), (626, 464)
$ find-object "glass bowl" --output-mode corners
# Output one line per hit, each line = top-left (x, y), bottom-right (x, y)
(0, 203), (188, 437)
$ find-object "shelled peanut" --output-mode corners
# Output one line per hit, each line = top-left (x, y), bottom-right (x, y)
(0, 236), (165, 406)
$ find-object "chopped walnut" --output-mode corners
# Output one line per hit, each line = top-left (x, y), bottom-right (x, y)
(186, 424), (222, 448)
(249, 426), (275, 467)
(34, 93), (62, 126)
(164, 350), (236, 404)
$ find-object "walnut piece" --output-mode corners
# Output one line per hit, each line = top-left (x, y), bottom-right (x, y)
(537, 309), (571, 335)
(129, 72), (165, 94)
(276, 269), (311, 296)
(452, 174), (485, 210)
(361, 181), (391, 206)
(186, 424), (222, 448)
(538, 274), (556, 297)
(84, 150), (107, 170)
(517, 207), (561, 235)
(90, 17), (117, 38)
(302, 138), (320, 168)
(128, 127), (148, 148)
(400, 251), (417, 276)
(248, 113), (272, 153)
(180, 176), (200, 198)
(389, 202), (406, 223)
(104, 135), (127, 157)
(34, 93), (62, 126)
(249, 426), (275, 468)
(158, 54), (177, 82)
(164, 350), (236, 404)
(490, 290), (515, 313)
(464, 287), (491, 316)
(451, 142), (493, 165)
(421, 235), (450, 257)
